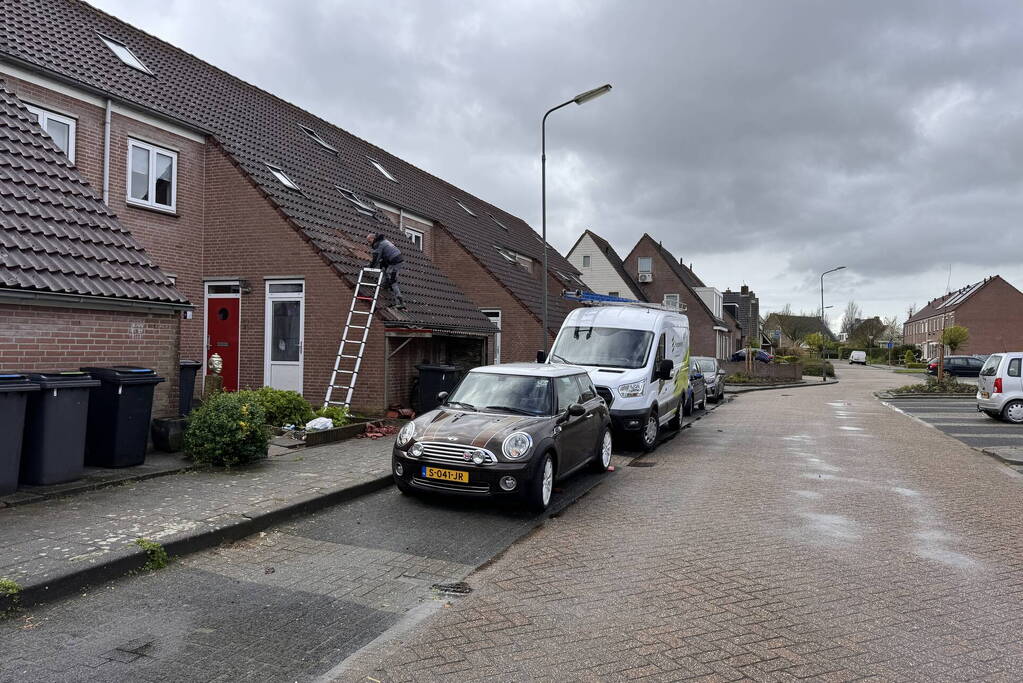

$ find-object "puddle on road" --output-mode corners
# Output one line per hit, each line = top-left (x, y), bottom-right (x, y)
(793, 490), (823, 499)
(915, 546), (979, 570)
(892, 487), (920, 497)
(798, 512), (861, 540)
(839, 426), (864, 431)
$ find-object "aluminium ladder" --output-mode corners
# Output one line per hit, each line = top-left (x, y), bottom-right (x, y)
(324, 267), (383, 408)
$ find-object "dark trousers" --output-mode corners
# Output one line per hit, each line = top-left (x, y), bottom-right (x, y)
(383, 262), (403, 303)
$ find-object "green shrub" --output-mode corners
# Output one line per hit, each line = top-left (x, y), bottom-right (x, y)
(903, 350), (915, 366)
(891, 376), (975, 395)
(247, 387), (314, 428)
(184, 391), (269, 467)
(802, 359), (835, 378)
(135, 538), (169, 571)
(906, 362), (927, 369)
(314, 404), (351, 428)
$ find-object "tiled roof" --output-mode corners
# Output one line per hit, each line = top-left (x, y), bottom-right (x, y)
(650, 237), (705, 290)
(905, 277), (1000, 324)
(578, 230), (647, 301)
(1, 0), (584, 334)
(0, 81), (187, 306)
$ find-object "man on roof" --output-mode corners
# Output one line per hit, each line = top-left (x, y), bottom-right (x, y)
(367, 232), (406, 310)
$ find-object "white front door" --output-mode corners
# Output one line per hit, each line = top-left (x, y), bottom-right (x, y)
(264, 280), (305, 392)
(482, 309), (501, 363)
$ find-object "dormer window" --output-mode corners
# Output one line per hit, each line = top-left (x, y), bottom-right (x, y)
(98, 33), (153, 75)
(266, 164), (300, 191)
(454, 198), (476, 217)
(337, 186), (375, 215)
(368, 157), (398, 183)
(299, 124), (337, 153)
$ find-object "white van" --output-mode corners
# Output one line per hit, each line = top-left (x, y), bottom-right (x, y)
(547, 305), (690, 450)
(849, 351), (867, 365)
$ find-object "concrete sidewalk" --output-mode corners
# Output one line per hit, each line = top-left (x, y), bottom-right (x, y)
(0, 437), (392, 610)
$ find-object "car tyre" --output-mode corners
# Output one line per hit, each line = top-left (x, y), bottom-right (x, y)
(1003, 400), (1023, 424)
(697, 394), (706, 411)
(591, 428), (613, 472)
(394, 473), (416, 496)
(682, 392), (693, 417)
(526, 452), (555, 512)
(639, 409), (660, 451)
(982, 410), (1001, 420)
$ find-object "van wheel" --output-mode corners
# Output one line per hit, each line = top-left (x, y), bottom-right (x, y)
(638, 410), (659, 451)
(1003, 401), (1023, 424)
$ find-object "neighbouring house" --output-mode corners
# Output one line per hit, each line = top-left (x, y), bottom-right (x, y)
(903, 276), (1023, 358)
(845, 317), (886, 348)
(622, 234), (735, 358)
(565, 230), (647, 301)
(0, 82), (190, 417)
(723, 285), (760, 350)
(763, 313), (837, 349)
(1, 0), (587, 414)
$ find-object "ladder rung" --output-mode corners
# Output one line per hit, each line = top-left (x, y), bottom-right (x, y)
(350, 309), (372, 315)
(339, 354), (360, 359)
(333, 369), (355, 375)
(355, 296), (375, 301)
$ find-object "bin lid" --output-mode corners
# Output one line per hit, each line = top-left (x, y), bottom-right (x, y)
(23, 371), (101, 389)
(179, 359), (203, 368)
(0, 373), (39, 393)
(80, 366), (166, 385)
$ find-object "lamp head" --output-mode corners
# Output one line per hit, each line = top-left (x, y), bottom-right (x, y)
(573, 84), (612, 105)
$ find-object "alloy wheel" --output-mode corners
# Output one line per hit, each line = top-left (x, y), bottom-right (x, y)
(541, 458), (554, 506)
(601, 430), (613, 468)
(644, 415), (658, 446)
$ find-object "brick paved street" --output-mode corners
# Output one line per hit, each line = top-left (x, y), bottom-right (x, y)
(335, 365), (1023, 681)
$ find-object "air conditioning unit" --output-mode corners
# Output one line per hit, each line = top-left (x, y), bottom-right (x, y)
(637, 272), (653, 283)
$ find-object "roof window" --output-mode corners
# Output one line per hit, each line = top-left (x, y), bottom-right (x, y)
(266, 164), (300, 191)
(497, 246), (533, 273)
(455, 198), (477, 217)
(487, 212), (509, 231)
(299, 124), (337, 153)
(337, 186), (375, 215)
(368, 157), (398, 183)
(98, 34), (153, 75)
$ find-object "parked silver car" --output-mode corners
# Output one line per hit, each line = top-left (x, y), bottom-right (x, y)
(976, 352), (1023, 423)
(692, 356), (726, 403)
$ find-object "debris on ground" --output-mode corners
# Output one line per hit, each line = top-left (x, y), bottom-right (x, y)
(358, 423), (400, 440)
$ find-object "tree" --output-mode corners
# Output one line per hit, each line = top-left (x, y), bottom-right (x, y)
(780, 303), (793, 315)
(804, 332), (826, 357)
(941, 325), (970, 353)
(841, 301), (862, 334)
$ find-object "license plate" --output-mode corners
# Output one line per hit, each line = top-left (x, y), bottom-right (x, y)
(981, 391), (990, 399)
(422, 466), (468, 483)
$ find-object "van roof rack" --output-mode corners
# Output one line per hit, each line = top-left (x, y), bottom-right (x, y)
(562, 289), (687, 312)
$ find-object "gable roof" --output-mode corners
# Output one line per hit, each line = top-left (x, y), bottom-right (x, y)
(645, 235), (705, 289)
(1, 0), (583, 334)
(905, 276), (1008, 324)
(568, 230), (646, 301)
(0, 81), (186, 307)
(764, 313), (836, 342)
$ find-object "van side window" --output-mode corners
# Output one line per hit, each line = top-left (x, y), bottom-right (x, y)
(655, 334), (665, 364)
(1009, 358), (1021, 378)
(574, 373), (596, 402)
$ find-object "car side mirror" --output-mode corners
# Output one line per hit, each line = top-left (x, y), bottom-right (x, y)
(437, 391), (449, 403)
(657, 358), (674, 380)
(568, 403), (586, 417)
(536, 350), (547, 363)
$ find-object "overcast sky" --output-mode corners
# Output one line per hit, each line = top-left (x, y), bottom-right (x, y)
(93, 0), (1023, 328)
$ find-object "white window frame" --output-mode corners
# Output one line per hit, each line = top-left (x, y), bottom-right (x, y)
(24, 104), (76, 162)
(487, 212), (509, 231)
(98, 33), (154, 75)
(264, 279), (306, 393)
(404, 227), (424, 251)
(127, 138), (178, 212)
(582, 255), (591, 268)
(298, 124), (337, 153)
(482, 309), (502, 364)
(455, 198), (477, 217)
(266, 163), (301, 191)
(368, 157), (398, 183)
(663, 293), (680, 311)
(638, 256), (653, 274)
(337, 186), (375, 215)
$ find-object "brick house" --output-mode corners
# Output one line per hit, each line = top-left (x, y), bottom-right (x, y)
(622, 234), (736, 358)
(565, 230), (646, 300)
(0, 82), (189, 417)
(723, 285), (761, 350)
(903, 276), (1023, 358)
(763, 313), (836, 349)
(1, 0), (586, 415)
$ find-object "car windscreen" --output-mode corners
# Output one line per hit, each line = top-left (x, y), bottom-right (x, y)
(550, 327), (654, 369)
(980, 354), (1002, 376)
(695, 358), (717, 373)
(447, 373), (552, 416)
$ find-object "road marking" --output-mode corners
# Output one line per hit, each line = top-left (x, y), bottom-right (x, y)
(948, 433), (1023, 439)
(928, 422), (1016, 428)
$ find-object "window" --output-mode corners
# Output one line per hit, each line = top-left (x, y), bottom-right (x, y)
(368, 157), (398, 183)
(298, 124), (337, 153)
(454, 198), (477, 217)
(1009, 358), (1021, 378)
(574, 374), (596, 402)
(337, 186), (375, 215)
(555, 375), (583, 411)
(582, 255), (591, 268)
(497, 247), (533, 273)
(487, 212), (509, 231)
(24, 104), (76, 162)
(98, 33), (153, 75)
(127, 139), (177, 210)
(638, 256), (653, 274)
(482, 309), (502, 363)
(404, 228), (424, 250)
(608, 291), (619, 297)
(265, 163), (300, 191)
(663, 293), (680, 310)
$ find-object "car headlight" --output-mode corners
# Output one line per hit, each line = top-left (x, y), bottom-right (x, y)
(502, 432), (533, 460)
(618, 381), (645, 398)
(396, 421), (416, 447)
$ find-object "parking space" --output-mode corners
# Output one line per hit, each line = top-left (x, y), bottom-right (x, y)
(885, 397), (1023, 450)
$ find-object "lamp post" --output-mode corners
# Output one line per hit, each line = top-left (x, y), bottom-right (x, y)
(541, 84), (612, 354)
(820, 266), (846, 381)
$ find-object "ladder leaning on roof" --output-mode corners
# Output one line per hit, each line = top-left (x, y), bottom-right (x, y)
(324, 268), (383, 409)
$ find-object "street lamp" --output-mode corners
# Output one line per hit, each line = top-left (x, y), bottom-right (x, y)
(819, 266), (846, 381)
(540, 83), (612, 354)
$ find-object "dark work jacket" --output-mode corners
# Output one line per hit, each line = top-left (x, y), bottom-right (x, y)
(369, 237), (404, 268)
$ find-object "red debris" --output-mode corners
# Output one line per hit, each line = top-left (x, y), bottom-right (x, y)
(357, 422), (401, 439)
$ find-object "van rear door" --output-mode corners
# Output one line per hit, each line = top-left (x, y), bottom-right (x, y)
(978, 354), (1001, 397)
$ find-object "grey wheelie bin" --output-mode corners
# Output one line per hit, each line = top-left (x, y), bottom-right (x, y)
(81, 366), (166, 468)
(0, 374), (39, 495)
(20, 371), (100, 485)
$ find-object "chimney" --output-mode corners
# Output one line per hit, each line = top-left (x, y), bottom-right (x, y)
(741, 285), (749, 295)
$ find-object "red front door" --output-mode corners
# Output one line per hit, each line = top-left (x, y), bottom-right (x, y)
(207, 297), (240, 391)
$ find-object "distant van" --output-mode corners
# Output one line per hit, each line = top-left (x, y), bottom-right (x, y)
(547, 305), (690, 451)
(849, 351), (867, 365)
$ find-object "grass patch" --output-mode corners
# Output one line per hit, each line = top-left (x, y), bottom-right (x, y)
(135, 538), (169, 571)
(894, 369), (926, 374)
(0, 578), (21, 619)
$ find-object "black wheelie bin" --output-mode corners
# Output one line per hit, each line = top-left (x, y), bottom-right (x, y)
(81, 366), (166, 467)
(20, 371), (100, 485)
(0, 373), (39, 495)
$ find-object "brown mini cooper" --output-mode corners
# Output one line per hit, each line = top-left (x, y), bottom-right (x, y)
(392, 363), (613, 511)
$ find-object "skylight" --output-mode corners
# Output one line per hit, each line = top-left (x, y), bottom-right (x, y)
(97, 34), (153, 75)
(367, 157), (398, 183)
(266, 164), (300, 191)
(455, 198), (477, 217)
(487, 212), (509, 231)
(299, 124), (337, 153)
(337, 186), (375, 215)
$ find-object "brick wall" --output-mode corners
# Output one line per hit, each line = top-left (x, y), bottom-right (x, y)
(0, 304), (180, 417)
(950, 278), (1023, 354)
(623, 238), (717, 357)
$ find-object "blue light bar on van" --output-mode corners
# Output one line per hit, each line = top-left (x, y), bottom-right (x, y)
(562, 290), (639, 304)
